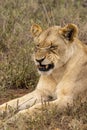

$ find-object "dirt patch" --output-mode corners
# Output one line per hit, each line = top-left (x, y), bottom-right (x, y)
(0, 88), (34, 105)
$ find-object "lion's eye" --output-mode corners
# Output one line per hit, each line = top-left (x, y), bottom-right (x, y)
(34, 44), (40, 52)
(34, 46), (38, 52)
(35, 45), (39, 49)
(36, 44), (39, 48)
(50, 45), (58, 50)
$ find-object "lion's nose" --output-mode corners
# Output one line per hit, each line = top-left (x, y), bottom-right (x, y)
(36, 56), (45, 64)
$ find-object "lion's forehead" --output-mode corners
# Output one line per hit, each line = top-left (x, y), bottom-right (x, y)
(37, 26), (62, 48)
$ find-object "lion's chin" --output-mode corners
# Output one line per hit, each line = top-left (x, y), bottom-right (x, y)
(38, 69), (53, 75)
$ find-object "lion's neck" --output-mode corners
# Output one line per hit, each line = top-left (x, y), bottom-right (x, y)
(51, 64), (67, 83)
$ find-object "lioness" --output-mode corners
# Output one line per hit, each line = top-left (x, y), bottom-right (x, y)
(0, 23), (87, 125)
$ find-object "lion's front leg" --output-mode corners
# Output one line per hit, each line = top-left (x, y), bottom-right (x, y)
(0, 102), (51, 129)
(0, 103), (48, 129)
(0, 89), (43, 121)
(1, 96), (73, 130)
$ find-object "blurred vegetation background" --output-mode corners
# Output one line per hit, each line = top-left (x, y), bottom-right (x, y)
(0, 0), (87, 91)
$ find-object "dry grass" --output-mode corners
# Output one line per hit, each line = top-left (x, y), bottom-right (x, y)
(0, 96), (87, 130)
(0, 0), (87, 91)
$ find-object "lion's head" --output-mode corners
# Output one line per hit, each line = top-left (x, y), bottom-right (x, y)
(31, 24), (78, 75)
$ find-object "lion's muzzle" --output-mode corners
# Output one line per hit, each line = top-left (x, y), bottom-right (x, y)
(37, 63), (54, 72)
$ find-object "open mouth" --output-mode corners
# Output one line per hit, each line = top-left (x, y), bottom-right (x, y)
(37, 63), (54, 72)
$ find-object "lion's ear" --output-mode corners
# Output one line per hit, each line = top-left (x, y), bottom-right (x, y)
(59, 24), (78, 41)
(31, 24), (42, 37)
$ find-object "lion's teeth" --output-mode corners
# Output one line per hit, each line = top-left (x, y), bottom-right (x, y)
(46, 65), (48, 69)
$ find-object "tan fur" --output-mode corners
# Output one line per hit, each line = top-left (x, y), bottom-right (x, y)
(0, 24), (87, 127)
